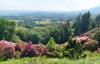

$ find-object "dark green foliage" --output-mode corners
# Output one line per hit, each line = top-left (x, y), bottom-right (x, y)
(80, 12), (91, 33)
(95, 14), (100, 27)
(16, 30), (39, 44)
(64, 39), (84, 59)
(94, 31), (100, 47)
(74, 12), (91, 35)
(74, 14), (82, 35)
(50, 23), (70, 44)
(0, 19), (16, 42)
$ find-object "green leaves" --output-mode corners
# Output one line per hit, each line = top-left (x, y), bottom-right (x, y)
(0, 19), (16, 42)
(47, 37), (57, 50)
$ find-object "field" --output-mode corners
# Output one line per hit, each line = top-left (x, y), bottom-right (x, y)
(34, 21), (52, 25)
(1, 52), (100, 64)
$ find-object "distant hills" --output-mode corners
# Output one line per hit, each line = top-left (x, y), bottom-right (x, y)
(66, 6), (100, 16)
(0, 6), (100, 17)
(89, 6), (100, 15)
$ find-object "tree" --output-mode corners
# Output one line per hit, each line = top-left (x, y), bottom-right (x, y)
(50, 23), (70, 44)
(95, 14), (100, 27)
(74, 12), (91, 35)
(74, 14), (82, 35)
(0, 19), (16, 41)
(80, 12), (91, 33)
(16, 30), (39, 44)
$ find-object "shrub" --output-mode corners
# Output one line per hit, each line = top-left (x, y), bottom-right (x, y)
(14, 51), (21, 59)
(64, 39), (84, 59)
(41, 46), (49, 55)
(15, 42), (26, 52)
(94, 31), (100, 46)
(20, 41), (49, 57)
(47, 42), (68, 58)
(33, 44), (49, 56)
(56, 42), (68, 57)
(84, 40), (98, 51)
(47, 37), (57, 52)
(21, 41), (38, 57)
(47, 50), (63, 58)
(0, 40), (16, 60)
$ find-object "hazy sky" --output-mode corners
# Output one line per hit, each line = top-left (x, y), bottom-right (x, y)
(0, 0), (100, 12)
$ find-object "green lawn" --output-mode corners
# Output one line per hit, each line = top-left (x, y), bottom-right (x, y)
(1, 54), (100, 64)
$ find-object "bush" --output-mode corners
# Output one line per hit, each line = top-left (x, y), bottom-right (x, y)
(33, 44), (49, 56)
(47, 37), (57, 52)
(47, 42), (68, 58)
(14, 51), (21, 59)
(47, 50), (63, 58)
(41, 46), (49, 55)
(15, 42), (26, 52)
(21, 41), (38, 57)
(94, 31), (100, 46)
(64, 39), (84, 59)
(0, 40), (16, 60)
(21, 41), (49, 57)
(84, 40), (98, 51)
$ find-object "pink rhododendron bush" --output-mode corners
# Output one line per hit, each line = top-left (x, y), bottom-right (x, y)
(0, 36), (98, 60)
(0, 40), (16, 60)
(21, 41), (49, 57)
(75, 35), (98, 51)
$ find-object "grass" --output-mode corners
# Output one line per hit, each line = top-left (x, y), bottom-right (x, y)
(0, 51), (100, 64)
(1, 53), (100, 64)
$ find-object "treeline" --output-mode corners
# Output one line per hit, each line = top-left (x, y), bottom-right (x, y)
(0, 18), (71, 44)
(74, 12), (100, 36)
(0, 12), (100, 44)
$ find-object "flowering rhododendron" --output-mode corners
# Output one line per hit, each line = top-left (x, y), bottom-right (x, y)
(21, 41), (38, 57)
(15, 42), (26, 52)
(33, 44), (49, 55)
(21, 41), (49, 57)
(0, 40), (16, 60)
(27, 41), (33, 49)
(0, 40), (16, 47)
(75, 36), (90, 43)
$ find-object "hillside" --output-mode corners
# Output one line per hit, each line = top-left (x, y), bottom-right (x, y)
(84, 28), (100, 39)
(89, 6), (100, 15)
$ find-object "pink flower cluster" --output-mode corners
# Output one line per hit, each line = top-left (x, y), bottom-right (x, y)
(18, 41), (49, 57)
(0, 40), (16, 59)
(75, 35), (91, 43)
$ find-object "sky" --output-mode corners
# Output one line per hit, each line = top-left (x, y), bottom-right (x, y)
(0, 0), (100, 12)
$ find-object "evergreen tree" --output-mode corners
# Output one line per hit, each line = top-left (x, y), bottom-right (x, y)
(95, 14), (100, 27)
(74, 14), (81, 35)
(50, 23), (70, 44)
(74, 12), (91, 35)
(80, 12), (91, 33)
